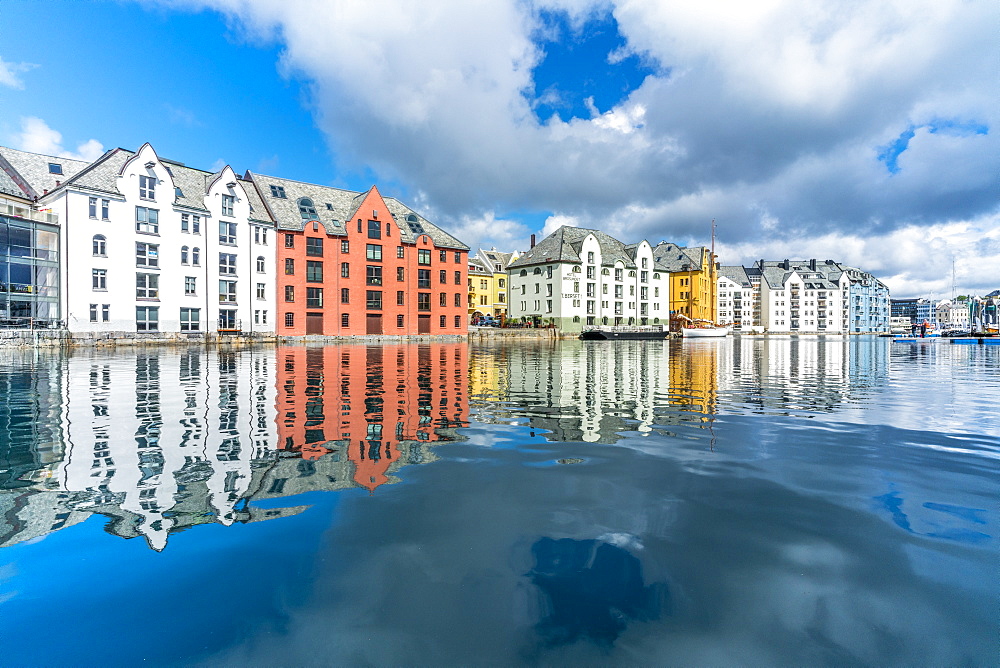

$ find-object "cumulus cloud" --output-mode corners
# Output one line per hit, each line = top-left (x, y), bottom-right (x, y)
(12, 117), (104, 161)
(141, 0), (998, 296)
(0, 55), (36, 89)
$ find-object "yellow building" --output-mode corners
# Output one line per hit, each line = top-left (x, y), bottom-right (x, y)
(653, 243), (718, 322)
(469, 248), (520, 320)
(468, 258), (495, 320)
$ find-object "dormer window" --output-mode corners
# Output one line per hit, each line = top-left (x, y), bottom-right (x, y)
(269, 185), (286, 198)
(139, 175), (155, 200)
(298, 197), (317, 220)
(48, 163), (63, 175)
(175, 187), (183, 198)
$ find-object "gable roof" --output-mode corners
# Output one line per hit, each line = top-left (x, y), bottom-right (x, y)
(508, 225), (644, 269)
(247, 172), (467, 249)
(0, 145), (91, 200)
(719, 265), (752, 287)
(652, 242), (709, 272)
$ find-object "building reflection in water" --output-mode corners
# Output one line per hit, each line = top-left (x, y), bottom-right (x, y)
(470, 336), (889, 443)
(0, 343), (467, 551)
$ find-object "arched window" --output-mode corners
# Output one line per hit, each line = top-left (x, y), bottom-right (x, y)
(572, 265), (581, 273)
(192, 247), (201, 266)
(602, 316), (608, 325)
(533, 267), (541, 274)
(629, 270), (636, 277)
(92, 234), (106, 256)
(180, 245), (189, 264)
(256, 255), (265, 273)
(519, 269), (527, 276)
(653, 273), (660, 280)
(601, 268), (610, 275)
(653, 318), (660, 324)
(298, 197), (317, 220)
(573, 316), (580, 323)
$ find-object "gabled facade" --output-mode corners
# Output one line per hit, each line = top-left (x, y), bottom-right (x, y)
(842, 266), (890, 333)
(472, 248), (520, 318)
(467, 256), (495, 319)
(250, 173), (468, 336)
(507, 226), (668, 332)
(652, 242), (717, 323)
(717, 266), (758, 330)
(754, 259), (851, 333)
(31, 143), (276, 335)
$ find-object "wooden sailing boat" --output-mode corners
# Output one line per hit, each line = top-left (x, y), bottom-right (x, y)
(680, 219), (731, 337)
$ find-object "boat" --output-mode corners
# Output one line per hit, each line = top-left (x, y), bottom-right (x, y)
(681, 325), (730, 338)
(580, 326), (668, 340)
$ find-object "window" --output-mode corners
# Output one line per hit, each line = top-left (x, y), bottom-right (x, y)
(397, 267), (405, 281)
(307, 261), (323, 282)
(185, 276), (196, 296)
(397, 314), (404, 328)
(285, 312), (294, 327)
(101, 199), (109, 219)
(136, 306), (158, 331)
(219, 280), (237, 303)
(139, 175), (155, 199)
(302, 287), (322, 308)
(454, 293), (462, 307)
(586, 266), (595, 279)
(341, 287), (350, 304)
(298, 197), (317, 220)
(181, 213), (190, 233)
(366, 244), (382, 261)
(256, 256), (265, 273)
(641, 257), (648, 269)
(135, 206), (159, 234)
(219, 221), (236, 245)
(192, 215), (200, 234)
(368, 220), (381, 239)
(366, 265), (383, 285)
(180, 308), (200, 331)
(219, 253), (237, 275)
(285, 286), (295, 302)
(341, 240), (350, 253)
(397, 290), (405, 305)
(89, 304), (97, 322)
(285, 258), (295, 275)
(48, 162), (63, 175)
(395, 245), (404, 259)
(417, 293), (431, 311)
(418, 249), (431, 265)
(256, 283), (266, 300)
(192, 247), (200, 266)
(254, 227), (267, 244)
(546, 266), (553, 278)
(270, 185), (286, 198)
(454, 252), (461, 263)
(93, 235), (106, 256)
(439, 250), (447, 262)
(366, 290), (382, 309)
(439, 293), (447, 307)
(136, 242), (159, 268)
(89, 197), (97, 218)
(587, 251), (594, 263)
(440, 315), (446, 327)
(439, 270), (447, 284)
(306, 237), (323, 256)
(640, 271), (648, 283)
(341, 313), (350, 328)
(455, 271), (462, 285)
(615, 268), (623, 281)
(341, 262), (350, 278)
(455, 315), (461, 327)
(284, 233), (295, 249)
(222, 194), (235, 217)
(417, 269), (431, 288)
(136, 273), (159, 299)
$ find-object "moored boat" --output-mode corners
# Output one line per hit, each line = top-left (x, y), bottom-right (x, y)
(580, 326), (668, 340)
(681, 325), (730, 338)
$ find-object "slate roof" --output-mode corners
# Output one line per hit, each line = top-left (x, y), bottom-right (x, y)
(468, 257), (492, 275)
(479, 248), (518, 271)
(652, 242), (708, 272)
(247, 172), (467, 249)
(508, 226), (640, 269)
(0, 145), (90, 199)
(753, 259), (846, 290)
(719, 265), (752, 287)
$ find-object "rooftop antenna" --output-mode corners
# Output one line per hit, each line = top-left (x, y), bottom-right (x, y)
(952, 258), (956, 300)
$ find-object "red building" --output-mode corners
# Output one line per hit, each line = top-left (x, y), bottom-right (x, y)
(246, 174), (469, 335)
(275, 342), (469, 492)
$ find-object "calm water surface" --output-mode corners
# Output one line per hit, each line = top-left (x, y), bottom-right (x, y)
(0, 337), (996, 666)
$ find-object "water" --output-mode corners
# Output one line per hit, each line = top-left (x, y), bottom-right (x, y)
(0, 337), (996, 666)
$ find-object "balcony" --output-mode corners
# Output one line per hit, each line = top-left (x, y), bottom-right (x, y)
(1, 202), (59, 224)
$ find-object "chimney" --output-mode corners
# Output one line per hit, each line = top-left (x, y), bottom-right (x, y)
(783, 259), (790, 270)
(810, 259), (817, 271)
(530, 234), (536, 248)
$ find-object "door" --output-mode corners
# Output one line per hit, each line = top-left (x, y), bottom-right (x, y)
(306, 312), (323, 334)
(366, 314), (382, 334)
(418, 314), (431, 334)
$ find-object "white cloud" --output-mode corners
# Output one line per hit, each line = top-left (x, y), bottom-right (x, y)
(0, 55), (36, 89)
(139, 0), (998, 295)
(12, 117), (104, 161)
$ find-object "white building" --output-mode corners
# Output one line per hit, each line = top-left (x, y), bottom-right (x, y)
(507, 226), (669, 331)
(34, 143), (275, 335)
(935, 299), (971, 331)
(717, 266), (759, 331)
(755, 259), (851, 333)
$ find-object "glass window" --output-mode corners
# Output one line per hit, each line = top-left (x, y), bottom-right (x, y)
(397, 314), (404, 328)
(298, 198), (317, 220)
(185, 276), (196, 295)
(418, 269), (430, 288)
(306, 237), (323, 256)
(192, 247), (200, 266)
(307, 261), (323, 282)
(136, 306), (158, 331)
(341, 240), (350, 253)
(136, 273), (159, 299)
(139, 175), (155, 199)
(454, 293), (462, 307)
(135, 206), (159, 234)
(455, 271), (462, 285)
(219, 253), (237, 275)
(341, 262), (350, 278)
(89, 304), (97, 322)
(397, 267), (405, 281)
(418, 249), (431, 265)
(368, 220), (381, 239)
(306, 287), (323, 308)
(285, 233), (295, 248)
(93, 235), (106, 256)
(101, 199), (109, 219)
(48, 162), (63, 175)
(256, 283), (265, 300)
(439, 250), (447, 262)
(366, 244), (382, 261)
(285, 258), (295, 275)
(397, 246), (405, 258)
(284, 312), (294, 327)
(89, 197), (97, 218)
(222, 194), (235, 217)
(397, 290), (405, 305)
(366, 265), (383, 285)
(341, 313), (349, 328)
(285, 285), (295, 302)
(219, 221), (236, 245)
(454, 252), (461, 263)
(270, 185), (286, 198)
(219, 280), (237, 303)
(136, 242), (159, 268)
(417, 293), (430, 311)
(440, 315), (446, 327)
(366, 290), (382, 309)
(439, 292), (447, 307)
(181, 213), (190, 232)
(256, 256), (265, 273)
(341, 287), (349, 304)
(180, 308), (200, 331)
(192, 216), (200, 234)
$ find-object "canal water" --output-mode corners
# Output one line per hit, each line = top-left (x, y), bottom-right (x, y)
(0, 337), (996, 665)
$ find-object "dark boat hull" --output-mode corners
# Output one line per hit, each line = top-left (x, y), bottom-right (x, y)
(580, 329), (668, 340)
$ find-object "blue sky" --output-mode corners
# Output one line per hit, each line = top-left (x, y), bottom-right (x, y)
(1, 0), (997, 298)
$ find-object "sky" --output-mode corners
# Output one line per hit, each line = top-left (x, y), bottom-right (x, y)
(0, 0), (997, 298)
